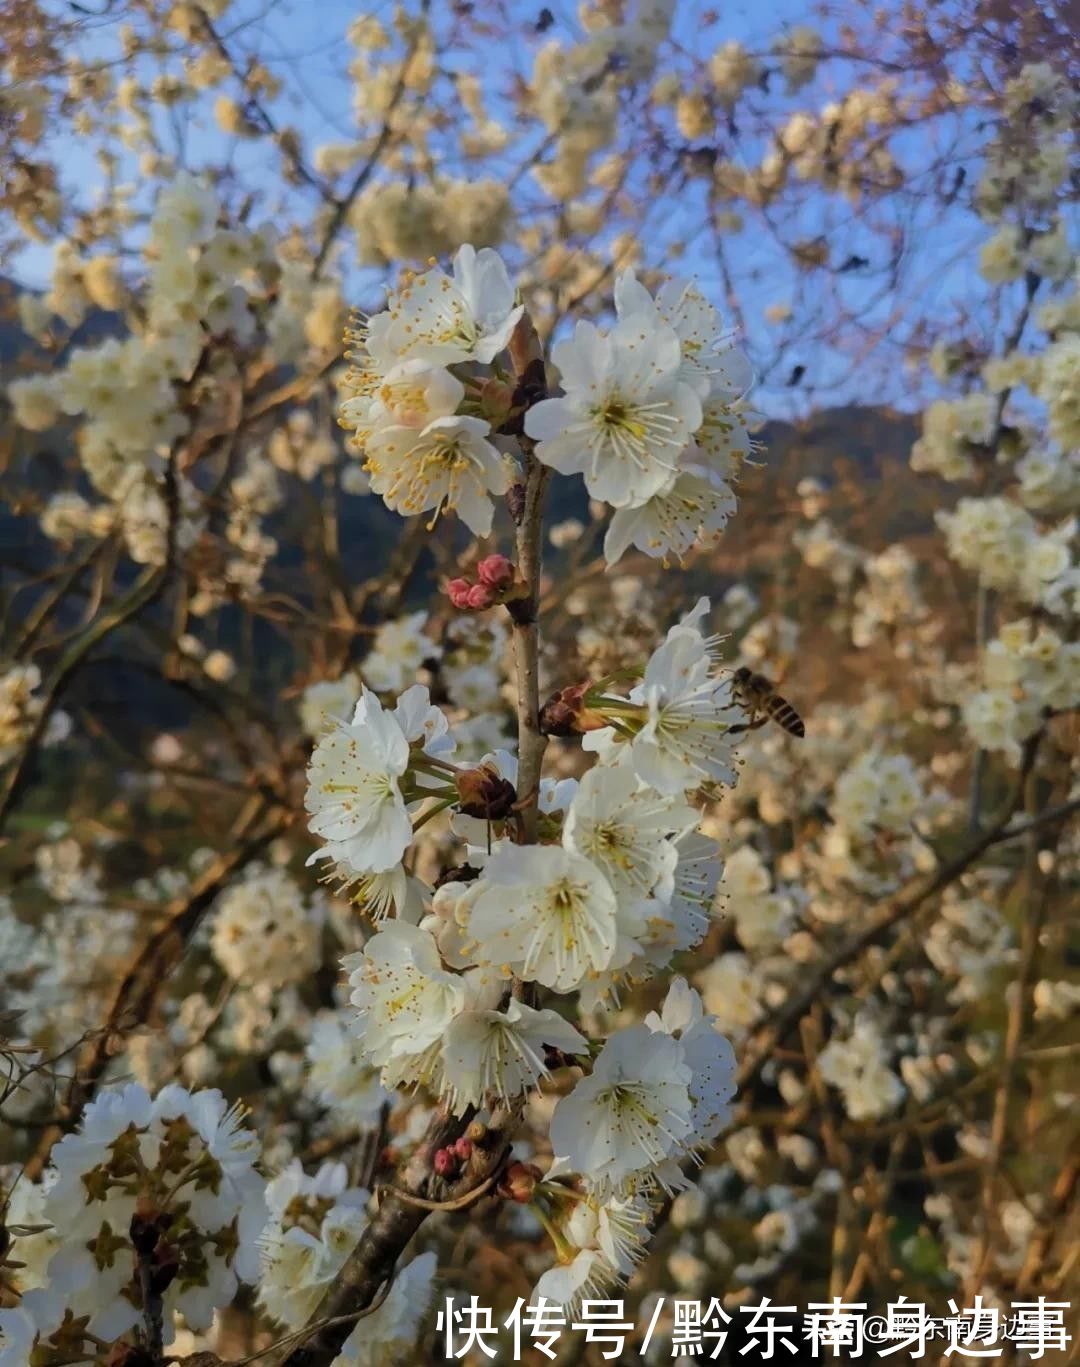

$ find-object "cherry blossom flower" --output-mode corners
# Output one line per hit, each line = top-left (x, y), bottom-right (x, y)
(380, 245), (523, 366)
(305, 687), (413, 874)
(365, 413), (509, 535)
(585, 597), (743, 795)
(468, 844), (619, 992)
(603, 462), (738, 565)
(346, 920), (466, 1072)
(549, 1025), (693, 1199)
(441, 998), (588, 1111)
(614, 272), (752, 402)
(646, 977), (737, 1147)
(562, 765), (695, 904)
(524, 317), (702, 509)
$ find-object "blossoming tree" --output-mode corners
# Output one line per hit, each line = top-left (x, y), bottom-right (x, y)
(1, 0), (1077, 1362)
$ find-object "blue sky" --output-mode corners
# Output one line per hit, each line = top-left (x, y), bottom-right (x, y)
(15, 0), (1016, 418)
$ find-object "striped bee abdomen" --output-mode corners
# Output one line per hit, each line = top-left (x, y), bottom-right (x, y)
(764, 693), (805, 737)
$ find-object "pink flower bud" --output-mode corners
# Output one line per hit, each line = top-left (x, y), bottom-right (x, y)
(477, 553), (515, 588)
(454, 1136), (473, 1161)
(465, 582), (495, 610)
(433, 1147), (456, 1177)
(447, 578), (473, 609)
(499, 1161), (541, 1203)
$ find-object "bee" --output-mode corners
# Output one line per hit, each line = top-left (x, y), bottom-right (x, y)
(730, 666), (805, 738)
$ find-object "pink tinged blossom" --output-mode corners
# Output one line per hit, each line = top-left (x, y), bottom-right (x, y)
(447, 577), (473, 608)
(465, 582), (495, 609)
(477, 553), (515, 587)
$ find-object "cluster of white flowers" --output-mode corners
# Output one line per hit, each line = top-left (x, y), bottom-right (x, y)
(300, 672), (362, 738)
(528, 2), (675, 199)
(742, 83), (901, 205)
(708, 41), (761, 107)
(266, 410), (339, 482)
(536, 978), (735, 1304)
(0, 662), (44, 763)
(303, 579), (752, 1303)
(7, 172), (351, 578)
(1038, 333), (1080, 452)
(924, 891), (1014, 1003)
(351, 177), (513, 266)
(325, 597), (742, 999)
(817, 1015), (904, 1121)
(832, 751), (924, 840)
(336, 246), (520, 536)
(850, 543), (927, 647)
(438, 612), (511, 751)
(937, 497), (1076, 613)
(0, 839), (140, 1052)
(910, 394), (996, 481)
(963, 618), (1080, 760)
(737, 613), (800, 678)
(793, 516), (860, 586)
(337, 245), (752, 565)
(696, 951), (769, 1036)
(258, 1160), (371, 1327)
(363, 610), (439, 693)
(719, 845), (801, 951)
(210, 863), (326, 987)
(976, 62), (1075, 219)
(303, 1010), (388, 1126)
(1015, 446), (1080, 512)
(0, 1084), (266, 1358)
(774, 26), (822, 93)
(527, 272), (752, 565)
(1033, 979), (1080, 1023)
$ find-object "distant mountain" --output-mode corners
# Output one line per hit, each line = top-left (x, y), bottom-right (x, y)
(2, 277), (930, 742)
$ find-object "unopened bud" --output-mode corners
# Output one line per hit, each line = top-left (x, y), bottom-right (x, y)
(465, 1120), (489, 1144)
(478, 376), (516, 428)
(447, 577), (473, 609)
(433, 1146), (456, 1177)
(538, 683), (609, 737)
(465, 582), (495, 610)
(455, 762), (518, 820)
(477, 553), (515, 589)
(500, 1161), (542, 1204)
(454, 1136), (473, 1161)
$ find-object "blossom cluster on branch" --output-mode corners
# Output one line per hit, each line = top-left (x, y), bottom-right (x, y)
(1, 3), (1077, 1362)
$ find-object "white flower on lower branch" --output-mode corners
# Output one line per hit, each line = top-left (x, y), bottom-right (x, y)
(549, 1025), (694, 1202)
(305, 686), (414, 874)
(346, 919), (466, 1079)
(27, 1083), (265, 1348)
(550, 979), (737, 1202)
(259, 1160), (371, 1329)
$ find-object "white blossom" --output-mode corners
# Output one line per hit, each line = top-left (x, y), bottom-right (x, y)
(525, 317), (702, 509)
(550, 1025), (694, 1198)
(441, 998), (587, 1111)
(346, 920), (466, 1077)
(305, 687), (413, 875)
(468, 844), (619, 992)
